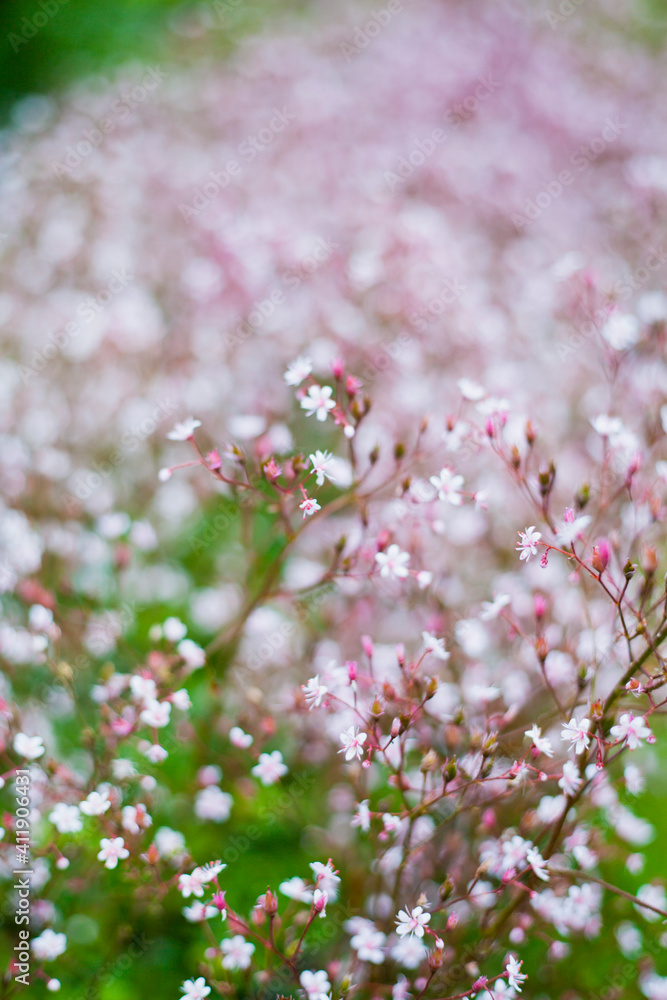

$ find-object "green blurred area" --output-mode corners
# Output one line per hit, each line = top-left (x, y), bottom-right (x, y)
(0, 0), (667, 128)
(0, 0), (312, 127)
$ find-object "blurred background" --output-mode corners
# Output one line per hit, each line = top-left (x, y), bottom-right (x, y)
(2, 0), (667, 998)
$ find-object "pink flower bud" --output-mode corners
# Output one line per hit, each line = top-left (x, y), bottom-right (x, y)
(361, 635), (374, 659)
(591, 539), (610, 575)
(331, 357), (344, 378)
(206, 449), (222, 471)
(346, 660), (357, 681)
(534, 594), (546, 618)
(395, 643), (405, 666)
(446, 913), (458, 930)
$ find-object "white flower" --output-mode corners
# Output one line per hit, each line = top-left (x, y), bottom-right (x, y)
(172, 688), (192, 711)
(300, 496), (321, 518)
(506, 955), (527, 992)
(192, 860), (226, 883)
(143, 743), (168, 763)
(178, 638), (206, 669)
(300, 384), (336, 421)
(526, 846), (549, 881)
(180, 977), (211, 999)
(112, 758), (137, 780)
(350, 923), (386, 963)
(421, 631), (450, 661)
(194, 787), (233, 822)
(279, 876), (313, 902)
(140, 699), (171, 728)
(302, 675), (328, 708)
(300, 969), (331, 1000)
(310, 860), (341, 898)
(395, 905), (431, 938)
(457, 377), (485, 401)
(80, 789), (111, 816)
(309, 450), (337, 486)
(221, 935), (255, 970)
(97, 836), (129, 869)
(480, 593), (510, 620)
(625, 764), (645, 795)
(31, 929), (67, 961)
(338, 726), (367, 762)
(390, 934), (428, 968)
(178, 871), (206, 898)
(163, 616), (187, 641)
(524, 724), (554, 758)
(352, 800), (371, 832)
(121, 804), (152, 834)
(635, 883), (667, 922)
(561, 717), (591, 754)
(284, 355), (312, 386)
(430, 467), (465, 505)
(559, 760), (582, 797)
(183, 902), (218, 922)
(610, 713), (653, 750)
(129, 675), (157, 704)
(590, 414), (623, 437)
(516, 526), (542, 561)
(13, 733), (45, 759)
(49, 803), (82, 833)
(252, 750), (288, 786)
(167, 418), (201, 440)
(375, 544), (410, 579)
(229, 726), (253, 748)
(601, 312), (640, 351)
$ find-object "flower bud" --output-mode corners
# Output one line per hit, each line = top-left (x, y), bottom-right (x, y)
(370, 696), (384, 718)
(446, 912), (458, 930)
(525, 420), (536, 446)
(361, 635), (374, 659)
(591, 539), (610, 575)
(264, 888), (278, 915)
(391, 716), (402, 738)
(429, 944), (444, 970)
(346, 660), (357, 682)
(439, 877), (454, 900)
(420, 749), (439, 773)
(331, 357), (344, 378)
(534, 594), (546, 619)
(395, 644), (405, 667)
(443, 760), (458, 783)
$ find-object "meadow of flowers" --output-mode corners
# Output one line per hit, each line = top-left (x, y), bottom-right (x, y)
(1, 0), (667, 997)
